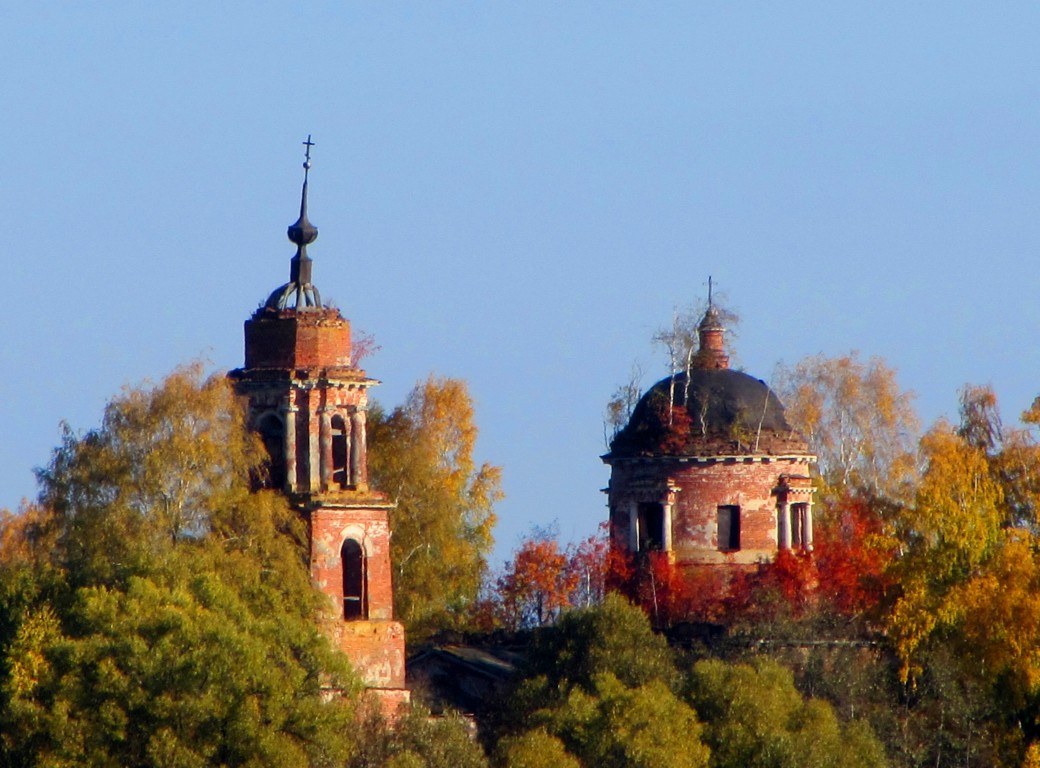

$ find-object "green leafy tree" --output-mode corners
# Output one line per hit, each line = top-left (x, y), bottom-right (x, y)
(533, 672), (709, 768)
(684, 658), (887, 768)
(368, 376), (502, 635)
(350, 705), (489, 768)
(0, 366), (360, 767)
(494, 728), (579, 768)
(493, 597), (706, 768)
(521, 594), (676, 693)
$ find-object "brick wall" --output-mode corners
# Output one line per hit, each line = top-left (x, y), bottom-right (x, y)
(609, 456), (812, 566)
(309, 504), (395, 621)
(234, 299), (409, 709)
(323, 619), (407, 689)
(244, 308), (352, 369)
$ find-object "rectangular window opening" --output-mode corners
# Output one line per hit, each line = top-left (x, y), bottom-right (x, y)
(637, 502), (665, 552)
(790, 503), (805, 548)
(718, 505), (741, 552)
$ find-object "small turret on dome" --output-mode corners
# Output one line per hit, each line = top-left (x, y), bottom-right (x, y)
(265, 135), (324, 311)
(692, 303), (729, 370)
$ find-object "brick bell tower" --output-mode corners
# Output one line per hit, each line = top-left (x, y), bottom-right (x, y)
(229, 139), (408, 710)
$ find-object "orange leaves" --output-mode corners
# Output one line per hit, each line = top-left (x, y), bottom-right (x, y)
(491, 529), (611, 630)
(814, 494), (895, 617)
(658, 404), (693, 454)
(497, 538), (578, 630)
(603, 493), (895, 630)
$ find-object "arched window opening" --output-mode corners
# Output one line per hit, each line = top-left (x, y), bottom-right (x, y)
(255, 412), (286, 490)
(637, 502), (665, 551)
(331, 415), (349, 488)
(342, 539), (367, 620)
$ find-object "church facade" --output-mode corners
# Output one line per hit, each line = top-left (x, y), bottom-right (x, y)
(229, 142), (408, 711)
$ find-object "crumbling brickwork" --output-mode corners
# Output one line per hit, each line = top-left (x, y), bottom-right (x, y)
(244, 306), (353, 370)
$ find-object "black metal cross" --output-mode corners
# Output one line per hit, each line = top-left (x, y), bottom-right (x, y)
(303, 135), (315, 162)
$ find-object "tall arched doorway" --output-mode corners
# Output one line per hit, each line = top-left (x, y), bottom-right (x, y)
(342, 538), (367, 620)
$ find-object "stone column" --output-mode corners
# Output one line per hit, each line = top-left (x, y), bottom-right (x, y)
(351, 408), (368, 489)
(627, 501), (639, 552)
(307, 394), (321, 493)
(662, 501), (673, 552)
(283, 402), (298, 493)
(803, 502), (814, 552)
(779, 500), (791, 550)
(319, 407), (332, 492)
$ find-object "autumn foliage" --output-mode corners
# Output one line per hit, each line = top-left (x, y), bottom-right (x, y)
(496, 537), (577, 629)
(813, 493), (895, 617)
(490, 529), (609, 631)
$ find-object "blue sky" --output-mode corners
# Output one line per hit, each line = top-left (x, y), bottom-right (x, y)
(3, 4), (1039, 567)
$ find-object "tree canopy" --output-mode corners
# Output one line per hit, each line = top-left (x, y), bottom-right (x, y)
(487, 596), (884, 768)
(0, 366), (359, 767)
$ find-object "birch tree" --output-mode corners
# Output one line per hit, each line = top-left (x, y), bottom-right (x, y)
(776, 352), (919, 501)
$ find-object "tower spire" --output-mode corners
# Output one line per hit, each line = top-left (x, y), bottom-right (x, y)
(265, 136), (323, 310)
(287, 135), (318, 287)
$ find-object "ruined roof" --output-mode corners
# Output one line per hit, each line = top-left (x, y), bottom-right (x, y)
(608, 368), (807, 458)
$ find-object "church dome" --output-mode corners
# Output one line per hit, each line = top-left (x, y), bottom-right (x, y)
(609, 368), (801, 458)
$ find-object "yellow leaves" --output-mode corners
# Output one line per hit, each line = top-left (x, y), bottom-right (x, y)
(887, 582), (940, 685)
(879, 382), (1040, 723)
(952, 532), (1040, 700)
(887, 422), (1007, 684)
(405, 377), (479, 477)
(39, 363), (268, 570)
(777, 352), (919, 501)
(6, 604), (62, 700)
(0, 503), (56, 568)
(1023, 742), (1040, 768)
(913, 422), (1003, 569)
(891, 527), (1040, 718)
(99, 364), (263, 538)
